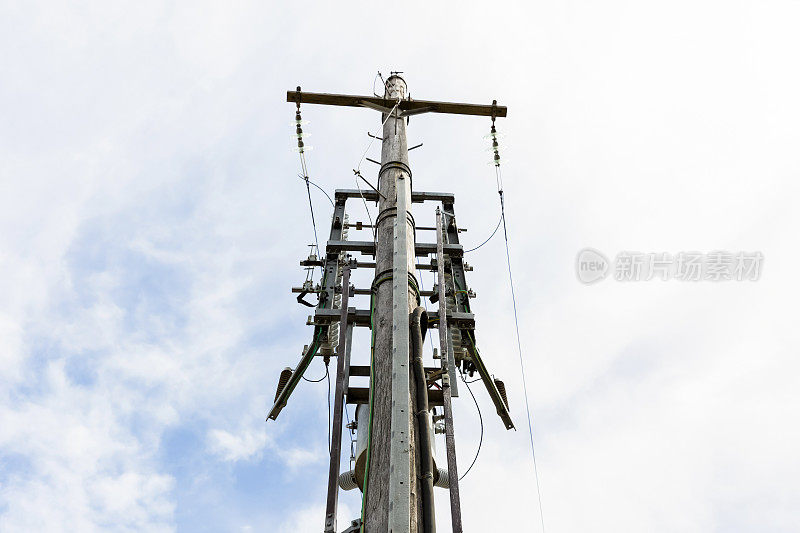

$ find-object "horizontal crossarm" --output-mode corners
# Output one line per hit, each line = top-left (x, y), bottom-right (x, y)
(326, 240), (463, 257)
(287, 90), (507, 118)
(334, 189), (455, 204)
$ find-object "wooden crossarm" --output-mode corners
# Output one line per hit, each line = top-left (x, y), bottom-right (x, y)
(287, 90), (507, 118)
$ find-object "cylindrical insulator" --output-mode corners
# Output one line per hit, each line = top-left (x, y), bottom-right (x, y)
(353, 404), (440, 492)
(353, 404), (370, 491)
(274, 367), (293, 402)
(338, 470), (359, 491)
(494, 378), (510, 411)
(434, 467), (449, 489)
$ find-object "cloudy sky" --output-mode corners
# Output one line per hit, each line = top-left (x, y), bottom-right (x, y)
(1, 1), (799, 532)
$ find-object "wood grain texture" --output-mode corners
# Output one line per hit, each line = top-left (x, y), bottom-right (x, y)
(364, 76), (422, 532)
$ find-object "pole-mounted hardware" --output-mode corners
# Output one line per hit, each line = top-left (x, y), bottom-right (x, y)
(271, 76), (514, 533)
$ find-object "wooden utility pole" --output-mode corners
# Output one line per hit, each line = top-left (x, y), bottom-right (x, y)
(268, 73), (514, 533)
(366, 74), (420, 532)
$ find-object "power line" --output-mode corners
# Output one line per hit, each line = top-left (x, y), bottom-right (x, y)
(496, 163), (547, 533)
(298, 174), (335, 208)
(464, 209), (502, 253)
(303, 174), (320, 253)
(294, 105), (322, 281)
(301, 363), (328, 383)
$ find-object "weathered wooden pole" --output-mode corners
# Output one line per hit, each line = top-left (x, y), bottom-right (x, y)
(274, 78), (511, 533)
(364, 74), (422, 532)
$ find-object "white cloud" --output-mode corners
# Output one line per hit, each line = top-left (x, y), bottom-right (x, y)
(278, 502), (355, 533)
(1, 1), (799, 531)
(207, 429), (268, 463)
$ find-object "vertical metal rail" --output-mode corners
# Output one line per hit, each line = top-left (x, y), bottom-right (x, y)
(443, 201), (513, 429)
(436, 208), (463, 533)
(388, 171), (413, 532)
(438, 207), (458, 399)
(324, 261), (352, 533)
(267, 197), (347, 420)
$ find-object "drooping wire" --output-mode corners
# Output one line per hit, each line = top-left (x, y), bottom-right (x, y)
(300, 161), (319, 253)
(464, 209), (503, 253)
(299, 356), (331, 452)
(298, 174), (335, 208)
(372, 70), (386, 97)
(353, 97), (402, 242)
(490, 119), (546, 531)
(300, 363), (328, 383)
(458, 369), (483, 481)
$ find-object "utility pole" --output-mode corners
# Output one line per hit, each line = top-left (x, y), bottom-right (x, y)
(268, 73), (514, 533)
(367, 74), (418, 532)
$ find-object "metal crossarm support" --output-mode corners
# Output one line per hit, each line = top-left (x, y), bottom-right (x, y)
(442, 201), (515, 430)
(312, 308), (371, 327)
(293, 286), (437, 298)
(267, 197), (348, 421)
(436, 210), (459, 397)
(335, 189), (455, 204)
(437, 207), (463, 532)
(347, 387), (444, 407)
(298, 259), (439, 272)
(348, 365), (440, 377)
(324, 262), (352, 533)
(326, 240), (463, 257)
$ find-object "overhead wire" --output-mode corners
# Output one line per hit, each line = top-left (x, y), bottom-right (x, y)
(293, 104), (335, 452)
(464, 209), (503, 253)
(458, 369), (483, 481)
(294, 104), (323, 283)
(494, 158), (547, 533)
(298, 174), (335, 208)
(299, 144), (320, 256)
(464, 117), (545, 531)
(300, 364), (328, 383)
